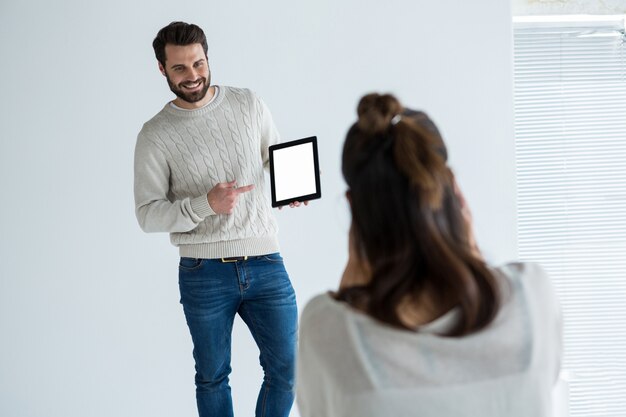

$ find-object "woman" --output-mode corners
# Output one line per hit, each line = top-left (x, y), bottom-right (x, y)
(296, 93), (562, 417)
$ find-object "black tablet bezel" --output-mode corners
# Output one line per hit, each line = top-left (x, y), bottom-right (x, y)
(269, 136), (321, 208)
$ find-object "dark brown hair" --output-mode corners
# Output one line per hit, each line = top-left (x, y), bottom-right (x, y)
(152, 22), (208, 66)
(337, 93), (501, 336)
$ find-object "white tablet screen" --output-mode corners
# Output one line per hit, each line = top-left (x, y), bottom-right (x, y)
(273, 142), (317, 202)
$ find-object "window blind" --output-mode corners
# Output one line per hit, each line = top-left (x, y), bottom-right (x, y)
(514, 17), (626, 416)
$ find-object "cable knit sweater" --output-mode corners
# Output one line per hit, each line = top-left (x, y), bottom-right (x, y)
(134, 86), (281, 258)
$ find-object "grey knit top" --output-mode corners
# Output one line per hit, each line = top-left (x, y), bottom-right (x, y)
(297, 262), (562, 417)
(134, 86), (281, 258)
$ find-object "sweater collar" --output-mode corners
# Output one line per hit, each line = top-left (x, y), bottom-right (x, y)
(163, 85), (226, 117)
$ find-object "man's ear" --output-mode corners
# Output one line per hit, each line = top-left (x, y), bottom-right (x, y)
(345, 190), (352, 207)
(158, 62), (166, 77)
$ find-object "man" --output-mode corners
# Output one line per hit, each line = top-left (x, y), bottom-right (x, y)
(134, 21), (298, 417)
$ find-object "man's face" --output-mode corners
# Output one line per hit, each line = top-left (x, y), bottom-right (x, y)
(159, 43), (211, 104)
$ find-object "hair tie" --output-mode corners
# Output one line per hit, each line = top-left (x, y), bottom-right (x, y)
(390, 114), (402, 126)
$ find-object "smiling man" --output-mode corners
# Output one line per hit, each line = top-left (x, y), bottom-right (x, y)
(133, 21), (297, 417)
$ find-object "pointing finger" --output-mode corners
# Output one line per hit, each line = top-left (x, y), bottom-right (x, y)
(235, 184), (255, 194)
(221, 180), (237, 188)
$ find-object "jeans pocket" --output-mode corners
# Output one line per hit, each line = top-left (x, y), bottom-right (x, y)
(262, 253), (283, 263)
(179, 257), (204, 271)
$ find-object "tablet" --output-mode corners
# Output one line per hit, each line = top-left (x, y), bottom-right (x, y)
(269, 136), (321, 208)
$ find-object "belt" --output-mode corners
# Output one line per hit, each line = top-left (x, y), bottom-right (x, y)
(220, 256), (249, 263)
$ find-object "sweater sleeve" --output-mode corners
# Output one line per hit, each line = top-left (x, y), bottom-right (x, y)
(256, 95), (281, 171)
(134, 131), (216, 233)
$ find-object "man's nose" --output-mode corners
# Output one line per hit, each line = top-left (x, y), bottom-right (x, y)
(186, 68), (199, 80)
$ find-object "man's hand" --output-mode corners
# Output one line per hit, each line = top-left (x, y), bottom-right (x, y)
(278, 200), (309, 210)
(207, 180), (254, 214)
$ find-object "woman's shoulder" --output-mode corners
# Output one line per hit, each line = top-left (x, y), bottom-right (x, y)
(495, 261), (562, 382)
(299, 292), (360, 357)
(495, 261), (555, 303)
(495, 261), (561, 341)
(496, 261), (547, 280)
(301, 292), (344, 324)
(300, 292), (371, 340)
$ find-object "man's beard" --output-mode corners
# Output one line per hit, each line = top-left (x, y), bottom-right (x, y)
(166, 72), (211, 104)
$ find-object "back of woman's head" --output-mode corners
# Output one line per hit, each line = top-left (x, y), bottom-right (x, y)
(339, 93), (500, 337)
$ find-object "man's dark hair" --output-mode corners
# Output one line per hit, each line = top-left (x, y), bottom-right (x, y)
(153, 22), (208, 66)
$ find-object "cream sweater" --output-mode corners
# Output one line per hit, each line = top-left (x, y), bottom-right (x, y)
(134, 86), (281, 258)
(297, 262), (562, 417)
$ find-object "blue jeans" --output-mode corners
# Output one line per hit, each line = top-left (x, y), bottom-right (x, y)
(178, 253), (297, 417)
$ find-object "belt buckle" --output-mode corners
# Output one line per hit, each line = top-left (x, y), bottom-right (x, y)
(221, 256), (248, 263)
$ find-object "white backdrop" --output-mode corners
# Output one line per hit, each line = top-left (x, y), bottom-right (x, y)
(0, 1), (515, 416)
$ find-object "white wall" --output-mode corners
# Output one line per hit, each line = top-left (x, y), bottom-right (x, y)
(0, 1), (515, 416)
